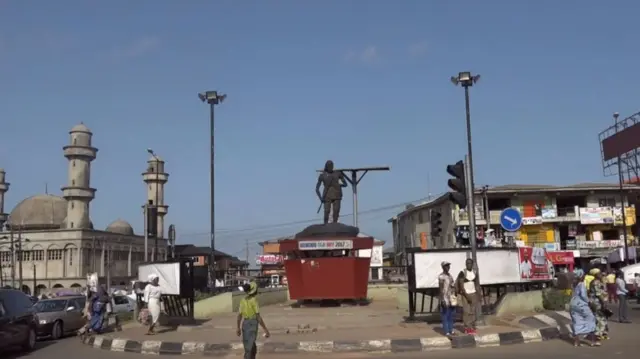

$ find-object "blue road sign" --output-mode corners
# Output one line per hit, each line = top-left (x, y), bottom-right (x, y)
(500, 207), (523, 232)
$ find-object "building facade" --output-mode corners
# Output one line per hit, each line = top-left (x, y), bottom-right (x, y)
(390, 183), (640, 264)
(0, 123), (169, 295)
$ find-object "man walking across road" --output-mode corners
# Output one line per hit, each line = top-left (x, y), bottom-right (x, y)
(615, 271), (631, 323)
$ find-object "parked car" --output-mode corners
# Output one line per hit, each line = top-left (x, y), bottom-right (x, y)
(111, 295), (135, 313)
(33, 296), (86, 339)
(0, 289), (38, 353)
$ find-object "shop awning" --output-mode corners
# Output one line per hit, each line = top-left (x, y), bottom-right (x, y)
(580, 248), (618, 258)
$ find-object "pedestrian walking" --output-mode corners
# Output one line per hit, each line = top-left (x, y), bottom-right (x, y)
(605, 270), (617, 303)
(615, 271), (631, 323)
(236, 281), (270, 359)
(438, 261), (456, 337)
(143, 274), (163, 335)
(587, 268), (610, 341)
(569, 272), (598, 347)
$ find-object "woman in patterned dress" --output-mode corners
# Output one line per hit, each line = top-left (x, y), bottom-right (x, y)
(587, 268), (609, 340)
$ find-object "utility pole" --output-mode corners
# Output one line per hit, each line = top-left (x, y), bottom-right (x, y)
(106, 246), (111, 292)
(245, 239), (249, 264)
(18, 230), (23, 291)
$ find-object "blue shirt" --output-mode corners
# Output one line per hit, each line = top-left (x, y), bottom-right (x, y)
(616, 277), (628, 295)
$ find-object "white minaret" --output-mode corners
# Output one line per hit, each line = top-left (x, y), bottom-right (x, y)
(0, 168), (9, 229)
(142, 155), (169, 238)
(62, 123), (98, 229)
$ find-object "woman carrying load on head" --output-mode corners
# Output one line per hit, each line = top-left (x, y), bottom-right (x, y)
(143, 273), (163, 335)
(569, 271), (598, 347)
(587, 268), (610, 341)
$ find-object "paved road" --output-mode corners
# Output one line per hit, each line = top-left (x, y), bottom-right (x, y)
(12, 305), (640, 359)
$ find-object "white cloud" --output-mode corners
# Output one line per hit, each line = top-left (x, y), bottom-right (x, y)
(344, 45), (380, 64)
(110, 36), (160, 61)
(408, 41), (428, 58)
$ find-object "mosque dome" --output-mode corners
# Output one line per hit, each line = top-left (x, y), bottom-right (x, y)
(8, 194), (67, 230)
(106, 219), (134, 235)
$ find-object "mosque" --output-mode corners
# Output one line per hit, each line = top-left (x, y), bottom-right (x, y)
(0, 123), (169, 295)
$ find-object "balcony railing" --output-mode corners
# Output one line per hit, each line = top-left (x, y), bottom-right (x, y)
(456, 206), (581, 225)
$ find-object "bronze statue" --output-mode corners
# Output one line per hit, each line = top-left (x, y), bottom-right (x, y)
(316, 160), (348, 224)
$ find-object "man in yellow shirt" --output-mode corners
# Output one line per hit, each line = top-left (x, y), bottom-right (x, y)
(605, 270), (618, 303)
(236, 282), (270, 359)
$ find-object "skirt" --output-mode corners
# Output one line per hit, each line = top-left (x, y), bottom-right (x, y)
(148, 298), (161, 325)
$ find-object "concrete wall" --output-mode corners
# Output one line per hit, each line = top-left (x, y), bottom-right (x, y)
(193, 287), (290, 319)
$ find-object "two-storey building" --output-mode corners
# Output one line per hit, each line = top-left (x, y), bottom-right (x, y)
(390, 183), (640, 266)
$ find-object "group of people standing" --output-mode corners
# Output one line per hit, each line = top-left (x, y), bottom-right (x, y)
(438, 258), (481, 337)
(570, 268), (632, 347)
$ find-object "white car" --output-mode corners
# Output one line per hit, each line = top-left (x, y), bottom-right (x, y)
(110, 295), (135, 313)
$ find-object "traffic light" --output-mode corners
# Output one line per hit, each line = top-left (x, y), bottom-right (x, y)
(431, 211), (443, 237)
(446, 160), (467, 208)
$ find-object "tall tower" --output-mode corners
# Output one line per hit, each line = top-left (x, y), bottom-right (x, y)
(0, 168), (9, 229)
(62, 123), (98, 229)
(143, 156), (169, 238)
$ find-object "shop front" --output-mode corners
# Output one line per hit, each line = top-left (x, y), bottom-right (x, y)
(546, 250), (575, 272)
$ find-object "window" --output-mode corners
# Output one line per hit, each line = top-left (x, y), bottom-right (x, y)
(0, 251), (10, 262)
(68, 248), (74, 265)
(68, 298), (83, 311)
(48, 249), (63, 260)
(113, 296), (129, 305)
(32, 250), (44, 261)
(598, 197), (616, 207)
(72, 160), (76, 167)
(19, 251), (31, 261)
(71, 202), (74, 209)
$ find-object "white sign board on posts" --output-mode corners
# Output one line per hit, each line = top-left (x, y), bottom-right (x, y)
(298, 240), (353, 251)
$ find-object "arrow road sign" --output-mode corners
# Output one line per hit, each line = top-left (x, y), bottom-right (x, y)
(500, 207), (523, 232)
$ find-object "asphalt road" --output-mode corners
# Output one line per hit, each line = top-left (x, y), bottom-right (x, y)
(10, 304), (640, 359)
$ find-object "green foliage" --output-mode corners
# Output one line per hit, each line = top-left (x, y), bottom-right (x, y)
(542, 288), (571, 311)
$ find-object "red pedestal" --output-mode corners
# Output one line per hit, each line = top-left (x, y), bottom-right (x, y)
(279, 236), (373, 301)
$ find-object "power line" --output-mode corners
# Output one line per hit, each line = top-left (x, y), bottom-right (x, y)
(179, 194), (441, 238)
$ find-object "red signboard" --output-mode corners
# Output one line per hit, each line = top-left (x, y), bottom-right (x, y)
(256, 255), (284, 266)
(546, 251), (574, 265)
(518, 247), (553, 281)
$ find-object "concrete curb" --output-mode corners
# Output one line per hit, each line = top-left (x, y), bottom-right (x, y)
(81, 327), (561, 356)
(518, 310), (573, 334)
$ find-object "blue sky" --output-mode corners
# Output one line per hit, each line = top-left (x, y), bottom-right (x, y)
(1, 1), (639, 259)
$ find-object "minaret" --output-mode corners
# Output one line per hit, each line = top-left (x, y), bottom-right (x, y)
(142, 156), (169, 238)
(61, 123), (98, 229)
(0, 168), (9, 229)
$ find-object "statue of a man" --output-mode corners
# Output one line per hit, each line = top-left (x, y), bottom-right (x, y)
(316, 160), (348, 224)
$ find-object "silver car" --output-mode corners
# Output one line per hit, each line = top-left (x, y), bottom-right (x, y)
(33, 296), (86, 339)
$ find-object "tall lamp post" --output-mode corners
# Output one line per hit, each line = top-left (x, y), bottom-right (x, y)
(451, 71), (483, 323)
(147, 148), (161, 261)
(198, 90), (226, 288)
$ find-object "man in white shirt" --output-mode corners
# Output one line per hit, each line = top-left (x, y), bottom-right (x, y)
(520, 252), (532, 279)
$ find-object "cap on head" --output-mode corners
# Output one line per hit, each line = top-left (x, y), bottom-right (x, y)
(441, 261), (451, 267)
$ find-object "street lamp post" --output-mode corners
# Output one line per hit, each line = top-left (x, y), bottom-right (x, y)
(198, 90), (226, 288)
(451, 71), (483, 323)
(147, 148), (161, 261)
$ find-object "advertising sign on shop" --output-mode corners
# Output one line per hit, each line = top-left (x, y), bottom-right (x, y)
(576, 239), (623, 249)
(255, 255), (284, 266)
(579, 207), (614, 224)
(541, 208), (557, 219)
(298, 239), (353, 251)
(613, 207), (637, 226)
(518, 247), (553, 281)
(546, 251), (575, 265)
(522, 217), (543, 225)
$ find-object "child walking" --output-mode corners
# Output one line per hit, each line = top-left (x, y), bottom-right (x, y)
(236, 282), (270, 359)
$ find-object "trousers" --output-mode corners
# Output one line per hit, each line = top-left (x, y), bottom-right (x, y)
(440, 305), (455, 334)
(461, 294), (477, 329)
(242, 319), (258, 359)
(618, 294), (629, 322)
(323, 199), (341, 224)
